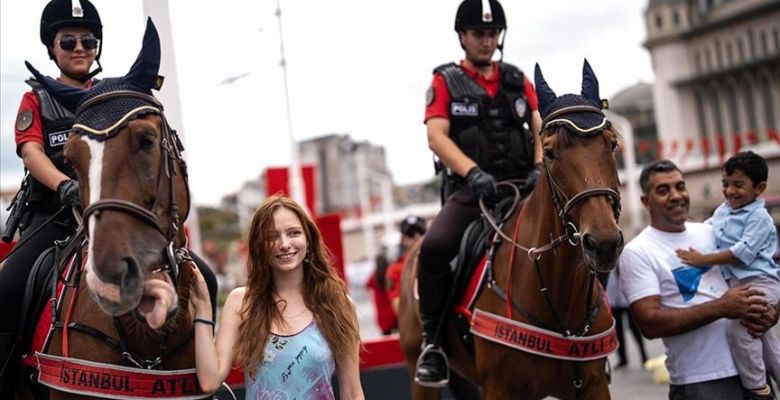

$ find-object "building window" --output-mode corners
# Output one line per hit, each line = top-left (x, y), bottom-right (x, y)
(695, 50), (702, 72)
(695, 89), (708, 142)
(760, 31), (768, 57)
(704, 48), (712, 71)
(655, 13), (663, 29)
(774, 27), (780, 53)
(726, 82), (740, 135)
(737, 38), (745, 63)
(711, 88), (724, 135)
(762, 74), (776, 129)
(673, 10), (680, 26)
(715, 39), (723, 69)
(725, 41), (733, 66)
(748, 29), (756, 58)
(744, 77), (757, 133)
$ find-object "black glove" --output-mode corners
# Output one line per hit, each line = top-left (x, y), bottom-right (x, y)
(466, 166), (498, 202)
(57, 179), (81, 209)
(521, 163), (543, 196)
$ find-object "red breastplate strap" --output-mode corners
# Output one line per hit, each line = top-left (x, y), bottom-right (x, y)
(470, 308), (619, 361)
(36, 353), (210, 400)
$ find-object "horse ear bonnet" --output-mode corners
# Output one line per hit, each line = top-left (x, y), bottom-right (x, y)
(534, 59), (608, 135)
(26, 18), (163, 140)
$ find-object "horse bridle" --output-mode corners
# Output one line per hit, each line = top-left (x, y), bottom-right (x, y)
(76, 90), (191, 283)
(481, 105), (621, 260)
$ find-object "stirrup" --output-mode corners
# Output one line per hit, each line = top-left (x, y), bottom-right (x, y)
(414, 343), (450, 388)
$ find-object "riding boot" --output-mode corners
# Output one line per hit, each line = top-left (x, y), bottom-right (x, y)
(415, 269), (451, 388)
(0, 331), (19, 399)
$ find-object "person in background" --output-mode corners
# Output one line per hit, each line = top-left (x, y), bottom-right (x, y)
(676, 151), (780, 399)
(189, 195), (364, 399)
(417, 0), (543, 386)
(619, 159), (777, 400)
(367, 249), (396, 335)
(386, 215), (427, 315)
(606, 268), (648, 369)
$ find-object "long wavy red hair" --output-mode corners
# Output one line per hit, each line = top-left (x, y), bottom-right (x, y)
(234, 195), (360, 374)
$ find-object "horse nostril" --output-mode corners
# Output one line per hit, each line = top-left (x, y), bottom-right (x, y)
(121, 257), (141, 293)
(582, 233), (597, 253)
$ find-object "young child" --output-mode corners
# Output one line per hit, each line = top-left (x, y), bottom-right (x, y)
(676, 151), (780, 399)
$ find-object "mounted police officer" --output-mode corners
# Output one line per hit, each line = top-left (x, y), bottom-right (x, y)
(416, 0), (543, 387)
(0, 1), (103, 394)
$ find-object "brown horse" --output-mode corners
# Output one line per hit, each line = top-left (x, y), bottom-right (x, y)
(16, 19), (207, 400)
(398, 60), (624, 400)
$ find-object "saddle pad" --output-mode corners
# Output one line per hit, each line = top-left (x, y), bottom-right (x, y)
(453, 255), (490, 319)
(21, 251), (79, 368)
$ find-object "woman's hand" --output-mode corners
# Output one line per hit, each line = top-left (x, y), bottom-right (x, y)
(188, 262), (213, 321)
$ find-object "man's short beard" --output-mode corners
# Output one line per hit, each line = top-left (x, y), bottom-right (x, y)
(467, 55), (492, 67)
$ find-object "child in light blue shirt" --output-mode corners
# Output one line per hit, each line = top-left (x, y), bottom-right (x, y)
(677, 151), (780, 399)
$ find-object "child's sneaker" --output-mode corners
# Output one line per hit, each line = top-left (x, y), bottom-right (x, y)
(745, 384), (775, 400)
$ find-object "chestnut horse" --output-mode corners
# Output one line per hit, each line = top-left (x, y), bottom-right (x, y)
(398, 60), (624, 400)
(16, 20), (208, 400)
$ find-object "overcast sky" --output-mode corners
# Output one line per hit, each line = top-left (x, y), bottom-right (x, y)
(0, 0), (654, 206)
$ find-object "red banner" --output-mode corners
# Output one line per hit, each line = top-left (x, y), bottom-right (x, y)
(265, 165), (317, 215)
(36, 353), (208, 399)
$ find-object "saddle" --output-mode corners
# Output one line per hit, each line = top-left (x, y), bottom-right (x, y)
(443, 190), (522, 353)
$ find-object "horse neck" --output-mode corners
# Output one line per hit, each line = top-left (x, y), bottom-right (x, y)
(513, 174), (598, 326)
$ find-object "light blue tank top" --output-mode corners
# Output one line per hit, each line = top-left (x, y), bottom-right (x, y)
(245, 320), (336, 400)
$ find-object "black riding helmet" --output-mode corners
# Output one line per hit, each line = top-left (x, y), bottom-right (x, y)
(40, 0), (103, 82)
(400, 215), (427, 238)
(454, 0), (507, 61)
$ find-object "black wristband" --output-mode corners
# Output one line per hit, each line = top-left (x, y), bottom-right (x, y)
(193, 317), (215, 326)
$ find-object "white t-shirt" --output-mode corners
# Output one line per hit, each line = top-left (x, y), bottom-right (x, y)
(618, 222), (737, 385)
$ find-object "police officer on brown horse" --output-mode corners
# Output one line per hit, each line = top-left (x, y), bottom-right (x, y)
(0, 3), (218, 397)
(417, 0), (543, 387)
(0, 1), (104, 395)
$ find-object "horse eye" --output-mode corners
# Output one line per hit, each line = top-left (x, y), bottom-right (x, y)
(611, 141), (618, 152)
(543, 148), (555, 161)
(138, 133), (156, 150)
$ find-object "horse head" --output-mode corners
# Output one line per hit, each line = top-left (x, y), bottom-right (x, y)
(533, 60), (623, 272)
(26, 19), (190, 330)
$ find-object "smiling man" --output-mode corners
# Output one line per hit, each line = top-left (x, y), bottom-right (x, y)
(618, 159), (776, 400)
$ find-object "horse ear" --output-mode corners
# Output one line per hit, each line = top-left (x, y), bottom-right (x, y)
(124, 17), (161, 91)
(534, 63), (556, 117)
(25, 61), (88, 113)
(581, 59), (600, 104)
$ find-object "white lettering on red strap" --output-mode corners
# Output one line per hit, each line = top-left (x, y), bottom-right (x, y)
(470, 308), (619, 361)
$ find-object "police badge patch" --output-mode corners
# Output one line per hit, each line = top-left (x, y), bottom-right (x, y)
(16, 109), (33, 132)
(514, 97), (527, 118)
(425, 86), (435, 106)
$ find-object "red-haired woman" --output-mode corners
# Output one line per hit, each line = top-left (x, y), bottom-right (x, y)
(189, 195), (364, 399)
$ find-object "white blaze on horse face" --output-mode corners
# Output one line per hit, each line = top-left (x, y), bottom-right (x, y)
(84, 137), (108, 292)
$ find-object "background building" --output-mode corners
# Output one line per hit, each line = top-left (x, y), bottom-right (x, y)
(642, 0), (780, 219)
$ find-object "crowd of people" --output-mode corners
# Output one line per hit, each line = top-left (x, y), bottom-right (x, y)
(1, 0), (778, 399)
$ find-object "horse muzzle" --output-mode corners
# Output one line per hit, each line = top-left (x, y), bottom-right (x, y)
(85, 256), (178, 330)
(580, 230), (624, 273)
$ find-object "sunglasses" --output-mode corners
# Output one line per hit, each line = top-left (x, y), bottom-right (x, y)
(58, 34), (99, 51)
